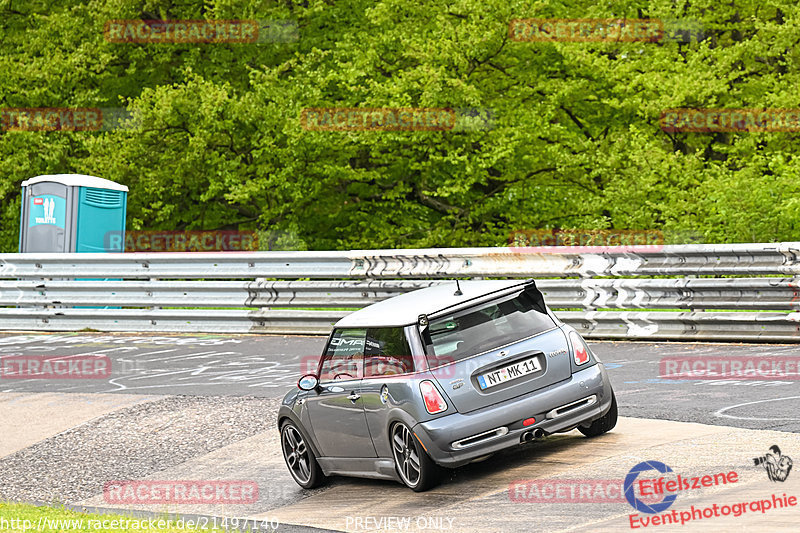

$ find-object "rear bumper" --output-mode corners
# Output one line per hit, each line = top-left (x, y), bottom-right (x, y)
(412, 363), (613, 468)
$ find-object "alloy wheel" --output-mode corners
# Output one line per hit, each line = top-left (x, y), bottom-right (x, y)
(282, 424), (311, 484)
(392, 423), (421, 487)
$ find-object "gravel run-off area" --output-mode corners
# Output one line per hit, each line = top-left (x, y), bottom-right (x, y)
(0, 396), (282, 503)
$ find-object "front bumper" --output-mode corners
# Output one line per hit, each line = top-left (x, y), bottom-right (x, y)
(413, 363), (613, 468)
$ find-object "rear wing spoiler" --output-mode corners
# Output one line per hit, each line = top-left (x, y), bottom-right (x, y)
(418, 279), (547, 329)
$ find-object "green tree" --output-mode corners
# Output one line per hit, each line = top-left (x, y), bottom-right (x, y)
(2, 0), (800, 252)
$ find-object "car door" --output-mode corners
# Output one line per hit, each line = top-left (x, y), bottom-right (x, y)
(360, 326), (426, 459)
(304, 328), (377, 458)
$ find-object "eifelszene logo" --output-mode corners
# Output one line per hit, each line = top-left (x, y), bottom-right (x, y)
(624, 460), (740, 518)
(754, 445), (793, 482)
(624, 461), (678, 514)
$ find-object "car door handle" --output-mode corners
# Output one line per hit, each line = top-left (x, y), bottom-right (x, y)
(347, 391), (361, 402)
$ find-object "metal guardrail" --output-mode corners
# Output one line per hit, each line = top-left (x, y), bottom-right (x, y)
(0, 280), (440, 308)
(2, 278), (799, 310)
(0, 308), (344, 336)
(0, 308), (796, 341)
(350, 243), (800, 278)
(559, 311), (800, 343)
(2, 242), (800, 279)
(0, 251), (353, 279)
(1, 243), (799, 341)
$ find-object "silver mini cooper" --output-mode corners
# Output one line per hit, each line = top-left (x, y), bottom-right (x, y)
(278, 279), (616, 491)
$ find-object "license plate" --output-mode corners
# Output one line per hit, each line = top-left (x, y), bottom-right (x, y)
(477, 356), (542, 390)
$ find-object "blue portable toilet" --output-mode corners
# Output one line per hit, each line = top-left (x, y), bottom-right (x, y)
(19, 174), (128, 253)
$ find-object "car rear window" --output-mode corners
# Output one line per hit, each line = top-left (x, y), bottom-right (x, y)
(423, 289), (556, 363)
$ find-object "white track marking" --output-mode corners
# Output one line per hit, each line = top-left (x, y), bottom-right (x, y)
(714, 395), (800, 421)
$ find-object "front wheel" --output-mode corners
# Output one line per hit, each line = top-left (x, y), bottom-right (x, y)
(281, 420), (326, 489)
(578, 391), (618, 437)
(391, 422), (441, 492)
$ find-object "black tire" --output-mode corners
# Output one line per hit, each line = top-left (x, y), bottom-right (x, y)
(578, 391), (618, 437)
(391, 422), (441, 492)
(280, 420), (326, 489)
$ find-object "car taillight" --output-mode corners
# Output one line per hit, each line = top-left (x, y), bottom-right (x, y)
(569, 331), (590, 365)
(419, 380), (448, 414)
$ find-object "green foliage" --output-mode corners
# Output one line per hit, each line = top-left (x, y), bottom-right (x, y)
(1, 0), (799, 252)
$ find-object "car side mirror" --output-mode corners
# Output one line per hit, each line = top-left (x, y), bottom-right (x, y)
(297, 374), (319, 391)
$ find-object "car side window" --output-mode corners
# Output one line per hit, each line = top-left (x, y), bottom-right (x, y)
(363, 327), (414, 378)
(319, 329), (366, 382)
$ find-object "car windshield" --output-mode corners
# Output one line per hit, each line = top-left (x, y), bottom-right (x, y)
(423, 289), (556, 363)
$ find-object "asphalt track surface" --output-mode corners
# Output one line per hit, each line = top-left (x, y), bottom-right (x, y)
(1, 332), (799, 432)
(2, 332), (800, 532)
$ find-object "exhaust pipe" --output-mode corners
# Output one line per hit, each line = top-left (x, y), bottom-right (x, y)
(520, 428), (546, 443)
(519, 428), (547, 444)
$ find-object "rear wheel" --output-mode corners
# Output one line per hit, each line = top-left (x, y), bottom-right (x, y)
(578, 391), (618, 437)
(281, 420), (326, 489)
(391, 422), (441, 492)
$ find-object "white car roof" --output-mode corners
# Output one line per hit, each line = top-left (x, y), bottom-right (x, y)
(21, 174), (129, 192)
(334, 279), (531, 329)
